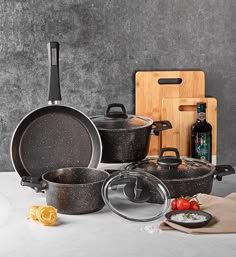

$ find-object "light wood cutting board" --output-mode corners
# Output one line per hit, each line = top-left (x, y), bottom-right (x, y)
(135, 71), (205, 155)
(161, 97), (217, 163)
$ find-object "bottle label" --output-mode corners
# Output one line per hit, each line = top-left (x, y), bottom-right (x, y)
(197, 112), (206, 121)
(192, 133), (211, 162)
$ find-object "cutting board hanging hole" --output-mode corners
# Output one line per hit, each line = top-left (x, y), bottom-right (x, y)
(158, 78), (182, 85)
(178, 105), (196, 111)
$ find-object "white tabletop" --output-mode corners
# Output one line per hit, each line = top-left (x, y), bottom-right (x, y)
(0, 168), (236, 257)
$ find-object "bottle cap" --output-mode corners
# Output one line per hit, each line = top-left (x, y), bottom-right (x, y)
(197, 102), (206, 112)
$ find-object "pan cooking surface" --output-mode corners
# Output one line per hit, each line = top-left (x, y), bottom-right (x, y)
(19, 112), (92, 176)
(11, 106), (101, 177)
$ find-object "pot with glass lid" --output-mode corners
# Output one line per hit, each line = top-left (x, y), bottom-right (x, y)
(90, 103), (172, 163)
(125, 147), (235, 198)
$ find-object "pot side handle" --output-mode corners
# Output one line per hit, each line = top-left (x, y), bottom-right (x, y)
(21, 176), (47, 193)
(152, 120), (172, 136)
(214, 165), (235, 181)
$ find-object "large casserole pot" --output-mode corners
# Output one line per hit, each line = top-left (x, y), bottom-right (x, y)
(125, 147), (235, 198)
(90, 103), (172, 163)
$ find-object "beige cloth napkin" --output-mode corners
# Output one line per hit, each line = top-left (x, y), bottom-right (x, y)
(160, 193), (236, 234)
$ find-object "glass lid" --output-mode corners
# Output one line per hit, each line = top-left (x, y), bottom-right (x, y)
(101, 170), (171, 222)
(125, 148), (215, 180)
(91, 103), (152, 130)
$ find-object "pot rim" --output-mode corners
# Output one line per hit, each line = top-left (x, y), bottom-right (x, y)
(90, 115), (153, 131)
(129, 167), (214, 182)
(42, 167), (110, 186)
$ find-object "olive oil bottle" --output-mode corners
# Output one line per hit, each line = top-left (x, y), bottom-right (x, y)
(191, 102), (212, 162)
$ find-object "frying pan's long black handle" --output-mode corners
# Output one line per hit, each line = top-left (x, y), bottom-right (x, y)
(47, 41), (62, 102)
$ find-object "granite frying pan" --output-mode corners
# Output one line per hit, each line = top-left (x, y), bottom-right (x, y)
(10, 42), (102, 178)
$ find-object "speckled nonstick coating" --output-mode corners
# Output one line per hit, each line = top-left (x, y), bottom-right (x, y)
(42, 167), (110, 214)
(11, 105), (102, 177)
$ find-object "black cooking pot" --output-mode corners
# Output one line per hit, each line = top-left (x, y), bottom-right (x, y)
(125, 147), (235, 198)
(90, 103), (172, 163)
(21, 168), (110, 214)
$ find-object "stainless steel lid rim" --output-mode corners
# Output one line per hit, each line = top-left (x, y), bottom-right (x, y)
(101, 170), (171, 222)
(90, 115), (153, 130)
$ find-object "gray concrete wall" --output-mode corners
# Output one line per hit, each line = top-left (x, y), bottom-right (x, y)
(0, 0), (235, 171)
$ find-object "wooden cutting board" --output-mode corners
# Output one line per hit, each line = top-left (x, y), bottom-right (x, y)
(135, 71), (205, 156)
(161, 97), (217, 163)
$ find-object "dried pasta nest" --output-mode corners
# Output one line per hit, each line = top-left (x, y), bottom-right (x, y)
(27, 205), (58, 226)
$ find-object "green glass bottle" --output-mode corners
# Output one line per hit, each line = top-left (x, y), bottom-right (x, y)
(191, 102), (212, 162)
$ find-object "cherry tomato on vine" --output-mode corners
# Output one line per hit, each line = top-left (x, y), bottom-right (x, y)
(189, 200), (197, 208)
(189, 200), (201, 210)
(171, 199), (178, 210)
(192, 204), (200, 210)
(176, 197), (191, 210)
(189, 200), (200, 210)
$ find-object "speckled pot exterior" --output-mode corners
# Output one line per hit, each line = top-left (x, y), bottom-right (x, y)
(98, 126), (152, 163)
(161, 174), (214, 198)
(42, 168), (109, 215)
